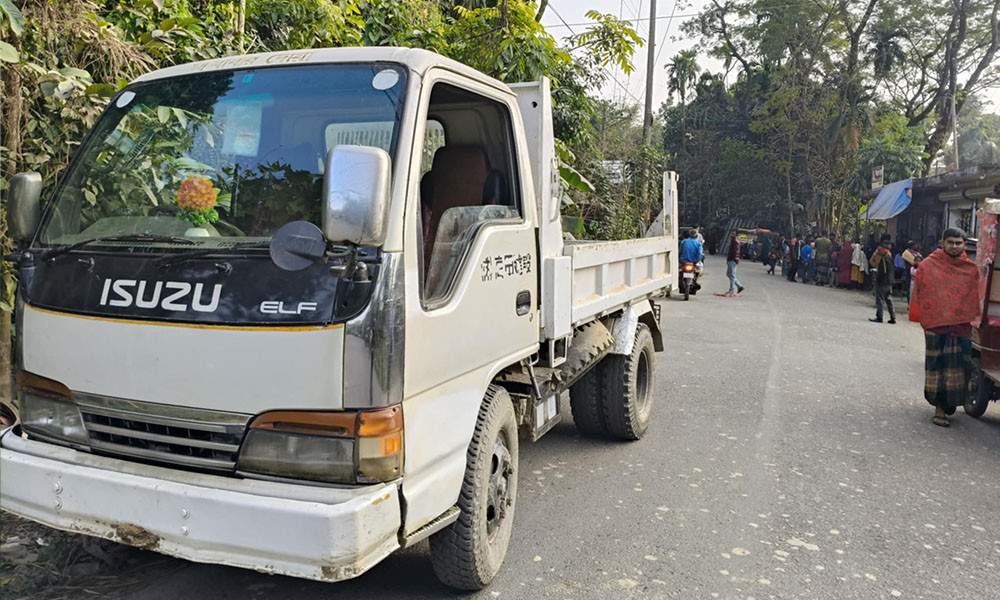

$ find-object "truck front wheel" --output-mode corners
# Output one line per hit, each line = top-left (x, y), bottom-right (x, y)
(601, 323), (655, 440)
(430, 385), (518, 590)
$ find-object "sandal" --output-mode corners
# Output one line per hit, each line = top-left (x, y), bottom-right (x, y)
(932, 416), (950, 427)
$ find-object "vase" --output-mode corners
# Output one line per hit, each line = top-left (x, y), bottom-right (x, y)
(184, 227), (210, 237)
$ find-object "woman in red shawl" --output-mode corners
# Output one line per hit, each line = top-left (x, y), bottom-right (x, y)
(837, 238), (854, 288)
(909, 228), (981, 427)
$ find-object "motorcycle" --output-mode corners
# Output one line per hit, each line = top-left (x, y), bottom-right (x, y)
(680, 261), (703, 301)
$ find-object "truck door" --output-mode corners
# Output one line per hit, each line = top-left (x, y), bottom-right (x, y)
(400, 72), (539, 534)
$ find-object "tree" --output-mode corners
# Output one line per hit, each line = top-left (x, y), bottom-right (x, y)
(666, 49), (700, 113)
(872, 0), (1000, 171)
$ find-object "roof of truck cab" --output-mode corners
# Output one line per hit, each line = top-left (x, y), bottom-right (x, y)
(131, 47), (513, 95)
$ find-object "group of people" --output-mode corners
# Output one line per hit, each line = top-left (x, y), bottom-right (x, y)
(753, 231), (928, 313)
(746, 226), (981, 428)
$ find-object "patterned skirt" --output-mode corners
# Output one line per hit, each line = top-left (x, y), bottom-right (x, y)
(815, 259), (830, 281)
(924, 333), (973, 410)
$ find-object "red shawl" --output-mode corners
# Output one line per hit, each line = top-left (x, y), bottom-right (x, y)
(909, 249), (980, 330)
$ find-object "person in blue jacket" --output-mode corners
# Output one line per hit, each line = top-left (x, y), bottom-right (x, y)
(679, 228), (704, 293)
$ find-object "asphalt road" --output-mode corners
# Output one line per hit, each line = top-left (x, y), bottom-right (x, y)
(119, 255), (1000, 600)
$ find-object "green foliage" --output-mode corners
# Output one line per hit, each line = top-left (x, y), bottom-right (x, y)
(846, 115), (926, 195)
(448, 1), (568, 82)
(249, 0), (362, 50)
(361, 0), (446, 50)
(178, 207), (219, 226)
(568, 10), (642, 75)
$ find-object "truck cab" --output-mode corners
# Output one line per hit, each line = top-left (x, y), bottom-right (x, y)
(2, 47), (675, 589)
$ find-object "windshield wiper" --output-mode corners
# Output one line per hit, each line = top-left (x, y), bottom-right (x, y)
(155, 241), (271, 269)
(41, 234), (197, 262)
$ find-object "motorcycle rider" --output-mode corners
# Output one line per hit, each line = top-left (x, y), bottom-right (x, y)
(680, 228), (705, 294)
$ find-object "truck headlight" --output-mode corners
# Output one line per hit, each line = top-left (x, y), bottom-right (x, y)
(16, 371), (89, 446)
(238, 405), (403, 485)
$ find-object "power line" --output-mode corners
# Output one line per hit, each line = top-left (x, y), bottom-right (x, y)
(548, 3), (644, 104)
(653, 0), (679, 67)
(544, 2), (825, 29)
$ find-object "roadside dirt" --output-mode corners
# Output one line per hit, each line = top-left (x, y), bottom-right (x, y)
(1, 513), (175, 599)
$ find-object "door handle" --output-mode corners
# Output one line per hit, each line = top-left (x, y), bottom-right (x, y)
(516, 290), (531, 316)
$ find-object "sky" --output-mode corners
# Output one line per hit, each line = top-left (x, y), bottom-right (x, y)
(537, 0), (999, 114)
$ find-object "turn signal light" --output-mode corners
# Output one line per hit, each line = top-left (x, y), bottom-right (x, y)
(15, 371), (74, 403)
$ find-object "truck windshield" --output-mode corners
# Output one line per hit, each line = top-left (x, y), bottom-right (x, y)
(37, 63), (407, 250)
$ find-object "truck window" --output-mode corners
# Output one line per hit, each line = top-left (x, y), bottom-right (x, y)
(420, 83), (521, 303)
(37, 64), (408, 249)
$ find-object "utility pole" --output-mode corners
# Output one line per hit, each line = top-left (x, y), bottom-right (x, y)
(951, 90), (960, 170)
(640, 1), (658, 227)
(641, 0), (657, 145)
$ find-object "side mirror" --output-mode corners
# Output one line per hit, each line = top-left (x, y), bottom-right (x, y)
(322, 145), (391, 247)
(8, 172), (43, 242)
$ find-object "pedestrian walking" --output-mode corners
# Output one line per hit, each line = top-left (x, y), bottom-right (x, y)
(901, 240), (922, 303)
(908, 228), (981, 427)
(868, 234), (896, 323)
(723, 230), (745, 297)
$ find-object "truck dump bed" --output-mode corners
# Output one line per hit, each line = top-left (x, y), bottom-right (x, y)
(564, 237), (673, 326)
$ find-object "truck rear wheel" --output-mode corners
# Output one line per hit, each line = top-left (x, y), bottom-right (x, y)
(569, 368), (608, 436)
(601, 323), (655, 440)
(429, 385), (518, 590)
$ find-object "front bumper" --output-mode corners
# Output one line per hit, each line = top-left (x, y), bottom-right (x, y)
(0, 429), (401, 582)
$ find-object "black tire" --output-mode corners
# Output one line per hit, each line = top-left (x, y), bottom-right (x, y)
(682, 278), (690, 301)
(569, 367), (608, 436)
(965, 360), (993, 418)
(430, 385), (518, 590)
(600, 324), (655, 440)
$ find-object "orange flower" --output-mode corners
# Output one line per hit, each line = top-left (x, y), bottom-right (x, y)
(176, 176), (217, 212)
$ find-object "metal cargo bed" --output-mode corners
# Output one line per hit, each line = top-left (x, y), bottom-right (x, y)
(564, 236), (673, 326)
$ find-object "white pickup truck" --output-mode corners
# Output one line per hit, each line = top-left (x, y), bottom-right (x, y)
(1, 47), (676, 589)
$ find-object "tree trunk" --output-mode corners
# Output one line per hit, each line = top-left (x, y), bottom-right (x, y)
(786, 144), (795, 235)
(238, 0), (246, 52)
(1, 63), (24, 405)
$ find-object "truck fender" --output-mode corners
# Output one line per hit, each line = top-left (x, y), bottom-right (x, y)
(607, 300), (663, 355)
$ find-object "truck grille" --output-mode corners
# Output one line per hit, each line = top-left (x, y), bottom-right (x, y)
(75, 394), (252, 472)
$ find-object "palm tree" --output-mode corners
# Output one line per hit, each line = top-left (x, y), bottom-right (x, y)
(867, 27), (906, 84)
(666, 50), (701, 152)
(666, 50), (701, 107)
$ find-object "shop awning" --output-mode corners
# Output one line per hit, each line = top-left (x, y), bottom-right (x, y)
(860, 178), (912, 220)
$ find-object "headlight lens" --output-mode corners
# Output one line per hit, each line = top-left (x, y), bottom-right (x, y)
(238, 406), (403, 485)
(239, 429), (355, 483)
(16, 372), (88, 446)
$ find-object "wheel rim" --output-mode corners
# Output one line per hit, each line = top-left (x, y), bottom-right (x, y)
(486, 431), (514, 541)
(635, 348), (652, 422)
